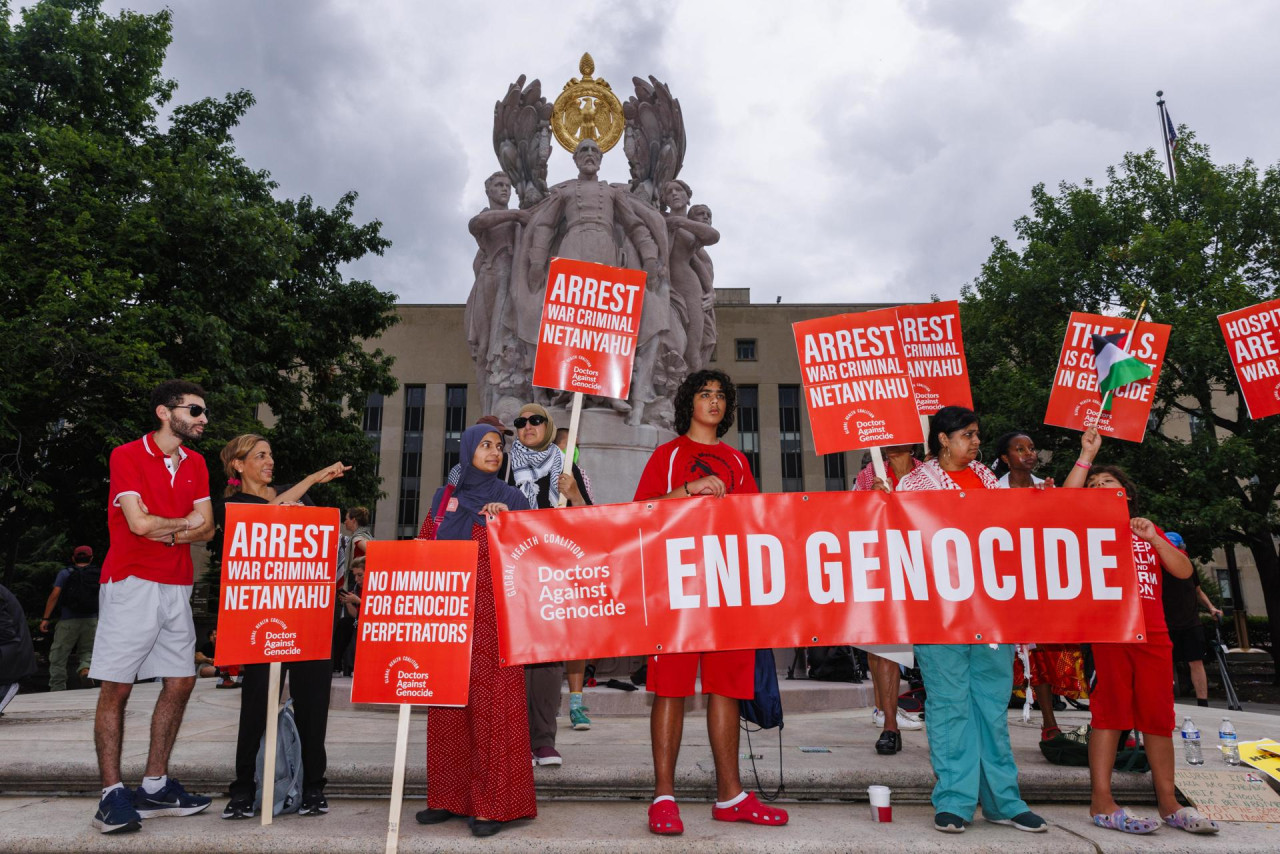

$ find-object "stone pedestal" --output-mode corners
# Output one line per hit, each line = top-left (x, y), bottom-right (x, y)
(546, 406), (675, 505)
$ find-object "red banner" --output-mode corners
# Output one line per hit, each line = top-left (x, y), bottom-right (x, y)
(487, 489), (1145, 666)
(793, 308), (924, 455)
(216, 504), (340, 664)
(531, 257), (647, 399)
(1044, 311), (1170, 442)
(351, 540), (478, 706)
(1219, 299), (1280, 420)
(896, 300), (973, 413)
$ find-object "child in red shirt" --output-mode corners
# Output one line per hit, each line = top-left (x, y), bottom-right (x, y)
(1066, 428), (1218, 836)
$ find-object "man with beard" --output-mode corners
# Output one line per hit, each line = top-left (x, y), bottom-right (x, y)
(89, 381), (216, 834)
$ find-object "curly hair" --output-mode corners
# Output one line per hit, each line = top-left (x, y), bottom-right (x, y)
(149, 379), (206, 424)
(989, 430), (1032, 477)
(1086, 464), (1138, 513)
(220, 433), (267, 497)
(674, 369), (737, 437)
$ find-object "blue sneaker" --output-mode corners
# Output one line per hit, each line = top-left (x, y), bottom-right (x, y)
(92, 787), (141, 834)
(134, 778), (212, 818)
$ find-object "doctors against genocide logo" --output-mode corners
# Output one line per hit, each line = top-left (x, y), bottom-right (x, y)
(248, 616), (298, 657)
(384, 654), (434, 699)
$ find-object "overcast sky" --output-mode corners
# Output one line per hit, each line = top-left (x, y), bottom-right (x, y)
(99, 0), (1280, 306)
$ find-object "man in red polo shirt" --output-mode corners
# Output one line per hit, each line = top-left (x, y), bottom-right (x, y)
(634, 369), (789, 835)
(89, 380), (216, 834)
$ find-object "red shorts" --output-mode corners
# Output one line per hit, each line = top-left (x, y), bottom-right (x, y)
(1090, 634), (1175, 735)
(647, 649), (754, 699)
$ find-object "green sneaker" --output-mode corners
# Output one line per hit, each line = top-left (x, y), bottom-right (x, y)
(570, 706), (592, 731)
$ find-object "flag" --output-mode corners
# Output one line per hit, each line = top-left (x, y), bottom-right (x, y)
(1092, 332), (1153, 410)
(1164, 108), (1178, 155)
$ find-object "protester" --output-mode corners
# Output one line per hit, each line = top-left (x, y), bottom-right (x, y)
(338, 558), (365, 676)
(40, 545), (99, 691)
(333, 507), (372, 674)
(891, 406), (1045, 834)
(851, 446), (923, 754)
(554, 426), (596, 732)
(90, 380), (216, 834)
(218, 433), (350, 820)
(1160, 531), (1222, 707)
(634, 369), (789, 835)
(415, 424), (536, 838)
(991, 432), (1086, 739)
(1064, 428), (1219, 835)
(1, 582), (37, 715)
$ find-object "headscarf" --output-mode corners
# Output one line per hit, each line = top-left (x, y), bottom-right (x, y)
(428, 424), (527, 541)
(509, 404), (562, 509)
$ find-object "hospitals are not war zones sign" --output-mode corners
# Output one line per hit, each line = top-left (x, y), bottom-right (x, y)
(215, 504), (340, 664)
(1043, 311), (1170, 442)
(531, 256), (647, 400)
(895, 300), (973, 413)
(793, 307), (924, 455)
(1219, 298), (1280, 420)
(351, 539), (478, 706)
(486, 488), (1145, 666)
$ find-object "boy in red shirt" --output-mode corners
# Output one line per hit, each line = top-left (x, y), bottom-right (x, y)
(634, 369), (788, 835)
(90, 381), (217, 834)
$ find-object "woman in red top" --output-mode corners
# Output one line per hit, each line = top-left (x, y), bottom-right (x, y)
(1065, 428), (1217, 835)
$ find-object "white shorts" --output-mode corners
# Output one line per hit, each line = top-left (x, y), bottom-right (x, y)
(89, 576), (196, 683)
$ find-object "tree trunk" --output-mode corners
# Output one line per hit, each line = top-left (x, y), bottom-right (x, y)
(1245, 537), (1280, 685)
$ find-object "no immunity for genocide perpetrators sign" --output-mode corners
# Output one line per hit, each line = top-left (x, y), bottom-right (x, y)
(1219, 298), (1280, 420)
(216, 504), (340, 664)
(351, 539), (478, 706)
(895, 300), (973, 413)
(532, 257), (647, 400)
(793, 307), (924, 454)
(1044, 311), (1170, 442)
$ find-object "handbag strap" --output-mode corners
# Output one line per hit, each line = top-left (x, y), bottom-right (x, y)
(427, 484), (455, 541)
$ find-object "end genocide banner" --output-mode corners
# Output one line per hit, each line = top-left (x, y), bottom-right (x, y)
(1044, 311), (1170, 442)
(895, 300), (973, 413)
(793, 307), (924, 455)
(216, 504), (340, 664)
(1219, 299), (1280, 420)
(351, 540), (478, 706)
(487, 489), (1145, 666)
(531, 256), (647, 399)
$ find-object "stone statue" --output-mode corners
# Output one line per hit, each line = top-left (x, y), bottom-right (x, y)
(663, 181), (719, 373)
(465, 172), (527, 412)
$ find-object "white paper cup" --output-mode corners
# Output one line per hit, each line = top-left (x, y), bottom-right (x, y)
(868, 785), (892, 822)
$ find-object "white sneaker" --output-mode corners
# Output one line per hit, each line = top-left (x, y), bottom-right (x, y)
(872, 707), (923, 730)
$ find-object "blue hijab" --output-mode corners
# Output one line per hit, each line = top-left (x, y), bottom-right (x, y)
(428, 424), (528, 541)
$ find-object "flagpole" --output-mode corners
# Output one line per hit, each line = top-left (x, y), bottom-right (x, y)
(1090, 300), (1148, 427)
(1156, 91), (1176, 183)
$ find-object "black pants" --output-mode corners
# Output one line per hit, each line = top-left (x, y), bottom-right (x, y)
(230, 659), (332, 798)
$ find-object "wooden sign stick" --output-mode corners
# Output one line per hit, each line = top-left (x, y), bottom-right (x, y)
(557, 392), (584, 507)
(384, 704), (413, 854)
(260, 660), (281, 826)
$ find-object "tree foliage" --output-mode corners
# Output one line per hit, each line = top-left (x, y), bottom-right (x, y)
(962, 129), (1280, 673)
(0, 0), (399, 605)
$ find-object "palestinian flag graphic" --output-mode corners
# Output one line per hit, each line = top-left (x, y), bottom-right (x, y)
(1091, 332), (1153, 410)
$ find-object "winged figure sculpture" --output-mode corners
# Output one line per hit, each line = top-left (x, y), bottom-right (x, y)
(492, 75), (553, 209)
(623, 76), (686, 209)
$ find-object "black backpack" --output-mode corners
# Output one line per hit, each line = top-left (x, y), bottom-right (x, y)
(60, 565), (100, 616)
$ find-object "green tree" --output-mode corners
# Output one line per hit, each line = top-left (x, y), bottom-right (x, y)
(962, 131), (1280, 679)
(0, 0), (399, 605)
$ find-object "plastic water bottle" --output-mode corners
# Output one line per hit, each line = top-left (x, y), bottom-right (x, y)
(1181, 717), (1204, 765)
(1219, 718), (1240, 766)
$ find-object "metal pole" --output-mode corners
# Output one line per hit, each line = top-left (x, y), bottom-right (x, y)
(1156, 91), (1176, 183)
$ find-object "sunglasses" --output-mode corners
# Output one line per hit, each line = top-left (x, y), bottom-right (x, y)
(169, 404), (211, 419)
(513, 414), (547, 428)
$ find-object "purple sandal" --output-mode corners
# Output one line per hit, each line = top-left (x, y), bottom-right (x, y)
(1162, 806), (1219, 834)
(1092, 807), (1159, 834)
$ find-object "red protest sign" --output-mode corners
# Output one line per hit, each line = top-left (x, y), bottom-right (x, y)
(350, 539), (478, 706)
(487, 488), (1144, 665)
(896, 300), (973, 413)
(1044, 312), (1170, 442)
(531, 257), (646, 399)
(215, 504), (340, 664)
(1219, 299), (1280, 420)
(793, 308), (924, 454)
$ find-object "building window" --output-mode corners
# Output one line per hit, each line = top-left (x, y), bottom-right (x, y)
(736, 384), (761, 482)
(396, 385), (425, 539)
(362, 392), (384, 451)
(824, 453), (847, 491)
(442, 385), (468, 481)
(779, 384), (803, 492)
(735, 338), (757, 361)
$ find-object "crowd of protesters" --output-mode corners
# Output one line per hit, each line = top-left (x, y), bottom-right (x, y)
(25, 378), (1225, 840)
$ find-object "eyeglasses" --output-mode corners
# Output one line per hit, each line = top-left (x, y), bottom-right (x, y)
(513, 414), (547, 428)
(169, 404), (211, 419)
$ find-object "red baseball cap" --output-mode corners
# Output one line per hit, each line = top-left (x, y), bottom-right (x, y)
(73, 545), (93, 560)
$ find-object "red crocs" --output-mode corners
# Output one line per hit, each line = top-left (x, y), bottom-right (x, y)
(648, 799), (683, 835)
(711, 791), (789, 826)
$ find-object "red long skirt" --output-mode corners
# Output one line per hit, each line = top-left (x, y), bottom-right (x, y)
(418, 519), (536, 821)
